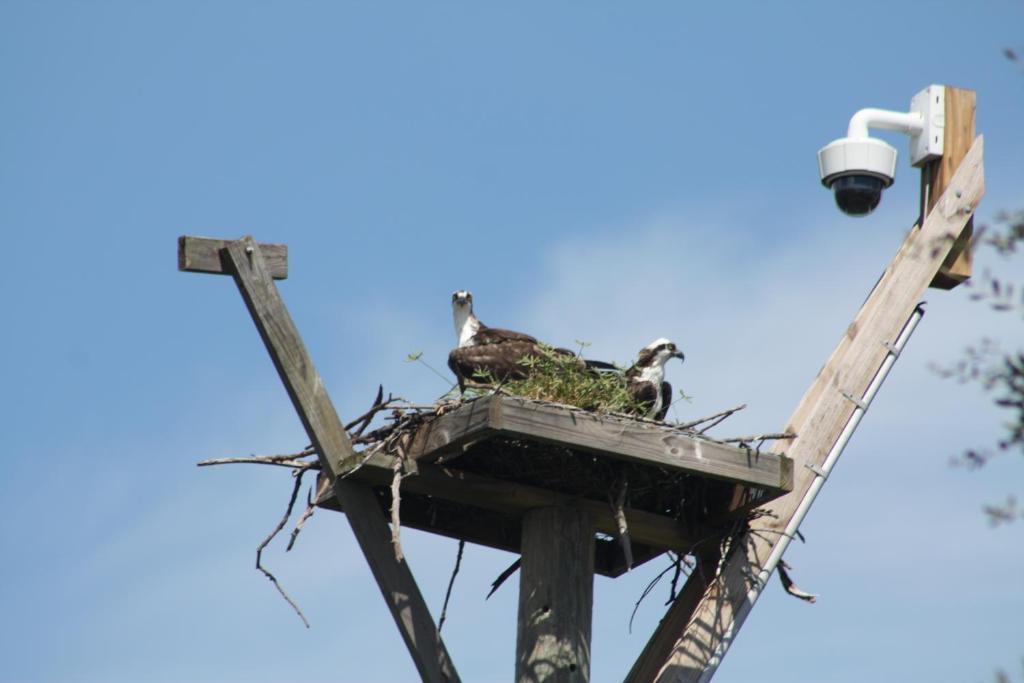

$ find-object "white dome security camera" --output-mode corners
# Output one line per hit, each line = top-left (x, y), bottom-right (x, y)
(818, 85), (946, 216)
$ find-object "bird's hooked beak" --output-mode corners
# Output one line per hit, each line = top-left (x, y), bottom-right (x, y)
(451, 290), (473, 309)
(673, 350), (685, 362)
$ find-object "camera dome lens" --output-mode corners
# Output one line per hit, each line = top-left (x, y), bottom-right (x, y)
(831, 175), (884, 216)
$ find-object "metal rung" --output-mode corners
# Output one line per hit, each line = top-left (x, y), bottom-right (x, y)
(882, 340), (901, 358)
(804, 463), (828, 479)
(841, 391), (868, 411)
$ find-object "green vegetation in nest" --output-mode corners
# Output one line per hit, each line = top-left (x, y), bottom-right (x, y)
(470, 344), (643, 414)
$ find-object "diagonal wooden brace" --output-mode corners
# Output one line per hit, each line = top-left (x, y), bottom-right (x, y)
(180, 235), (461, 683)
(625, 136), (985, 683)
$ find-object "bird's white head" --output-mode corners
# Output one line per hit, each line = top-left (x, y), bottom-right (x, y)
(451, 290), (479, 347)
(638, 338), (685, 369)
(451, 290), (474, 312)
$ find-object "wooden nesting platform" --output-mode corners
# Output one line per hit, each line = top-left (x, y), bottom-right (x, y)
(317, 395), (793, 577)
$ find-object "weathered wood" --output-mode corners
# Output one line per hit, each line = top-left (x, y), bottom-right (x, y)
(516, 507), (595, 683)
(409, 396), (793, 494)
(624, 546), (722, 683)
(401, 396), (500, 465)
(318, 452), (704, 557)
(178, 235), (288, 279)
(928, 87), (976, 289)
(630, 136), (984, 683)
(216, 236), (460, 683)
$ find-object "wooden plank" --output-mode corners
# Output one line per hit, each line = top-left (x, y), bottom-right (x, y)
(928, 87), (976, 289)
(409, 396), (792, 493)
(630, 137), (985, 683)
(503, 397), (790, 491)
(319, 452), (702, 553)
(516, 507), (595, 683)
(178, 235), (288, 279)
(218, 236), (460, 683)
(403, 397), (499, 462)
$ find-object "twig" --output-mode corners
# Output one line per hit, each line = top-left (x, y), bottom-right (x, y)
(610, 477), (633, 571)
(438, 540), (465, 632)
(197, 457), (316, 469)
(336, 442), (386, 480)
(256, 469), (311, 628)
(407, 352), (459, 389)
(197, 447), (317, 469)
(666, 552), (684, 605)
(722, 432), (796, 443)
(390, 402), (452, 411)
(677, 404), (746, 431)
(697, 404), (748, 434)
(629, 557), (680, 633)
(286, 486), (316, 552)
(389, 457), (405, 562)
(486, 559), (521, 600)
(344, 384), (386, 438)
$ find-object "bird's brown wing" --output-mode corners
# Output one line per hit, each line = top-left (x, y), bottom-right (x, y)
(448, 340), (539, 387)
(474, 325), (538, 345)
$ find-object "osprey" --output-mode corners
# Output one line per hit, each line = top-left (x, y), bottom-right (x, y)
(447, 290), (610, 391)
(447, 290), (550, 391)
(626, 338), (685, 420)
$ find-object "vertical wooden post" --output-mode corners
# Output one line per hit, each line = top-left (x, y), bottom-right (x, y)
(928, 86), (976, 289)
(516, 506), (595, 683)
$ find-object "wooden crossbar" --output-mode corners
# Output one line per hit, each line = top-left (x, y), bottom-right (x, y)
(178, 235), (288, 279)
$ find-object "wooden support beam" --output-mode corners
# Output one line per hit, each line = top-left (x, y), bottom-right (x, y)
(627, 136), (984, 683)
(321, 482), (665, 577)
(623, 546), (722, 683)
(178, 235), (288, 279)
(318, 452), (703, 554)
(516, 507), (595, 683)
(927, 86), (976, 289)
(192, 236), (460, 683)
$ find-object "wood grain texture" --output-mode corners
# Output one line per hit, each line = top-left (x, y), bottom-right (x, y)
(411, 396), (793, 494)
(516, 507), (595, 683)
(632, 137), (984, 683)
(928, 87), (976, 289)
(404, 397), (499, 462)
(219, 237), (460, 683)
(623, 546), (722, 683)
(178, 235), (288, 279)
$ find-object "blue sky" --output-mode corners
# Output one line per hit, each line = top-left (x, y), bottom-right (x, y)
(2, 2), (1022, 681)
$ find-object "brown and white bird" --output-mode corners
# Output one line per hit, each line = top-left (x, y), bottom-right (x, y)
(446, 290), (614, 391)
(625, 338), (685, 420)
(447, 290), (549, 391)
